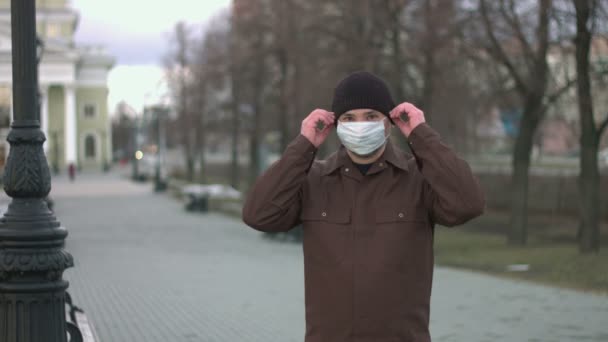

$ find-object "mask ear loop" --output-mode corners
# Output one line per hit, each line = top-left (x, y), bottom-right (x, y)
(383, 117), (392, 141)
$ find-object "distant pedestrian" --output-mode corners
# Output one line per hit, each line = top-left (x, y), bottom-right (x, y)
(68, 163), (76, 182)
(243, 71), (485, 342)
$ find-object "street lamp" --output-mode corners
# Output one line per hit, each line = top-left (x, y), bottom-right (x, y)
(50, 130), (61, 174)
(131, 117), (141, 181)
(154, 106), (167, 192)
(0, 1), (73, 341)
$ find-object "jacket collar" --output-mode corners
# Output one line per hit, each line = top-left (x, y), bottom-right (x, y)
(321, 140), (410, 176)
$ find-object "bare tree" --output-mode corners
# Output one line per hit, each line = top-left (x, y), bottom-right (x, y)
(574, 0), (607, 253)
(479, 0), (554, 245)
(165, 22), (197, 181)
(192, 16), (227, 183)
(228, 12), (241, 189)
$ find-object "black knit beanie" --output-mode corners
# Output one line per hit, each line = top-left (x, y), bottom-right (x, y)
(331, 71), (396, 122)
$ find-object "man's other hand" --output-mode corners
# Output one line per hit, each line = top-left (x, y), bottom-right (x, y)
(390, 102), (426, 137)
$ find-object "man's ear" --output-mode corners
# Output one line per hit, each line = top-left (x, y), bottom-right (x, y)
(385, 117), (394, 128)
(385, 121), (392, 135)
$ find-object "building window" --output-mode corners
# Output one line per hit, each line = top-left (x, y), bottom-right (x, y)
(83, 104), (97, 119)
(84, 135), (96, 159)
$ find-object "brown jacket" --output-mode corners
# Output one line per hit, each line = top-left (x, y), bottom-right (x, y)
(243, 123), (485, 342)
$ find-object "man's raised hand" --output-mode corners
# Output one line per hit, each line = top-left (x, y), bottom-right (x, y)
(301, 109), (335, 148)
(389, 102), (426, 137)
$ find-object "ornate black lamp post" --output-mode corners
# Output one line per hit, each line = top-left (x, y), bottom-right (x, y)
(0, 1), (73, 341)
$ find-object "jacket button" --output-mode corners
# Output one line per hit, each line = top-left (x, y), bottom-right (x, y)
(398, 213), (404, 218)
(345, 168), (349, 172)
(379, 162), (384, 167)
(322, 212), (327, 217)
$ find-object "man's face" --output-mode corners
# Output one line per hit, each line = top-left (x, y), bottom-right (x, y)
(338, 109), (392, 159)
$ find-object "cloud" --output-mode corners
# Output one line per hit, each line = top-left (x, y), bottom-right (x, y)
(108, 65), (168, 114)
(72, 0), (231, 65)
(69, 0), (231, 112)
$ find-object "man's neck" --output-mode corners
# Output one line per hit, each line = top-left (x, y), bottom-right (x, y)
(346, 144), (387, 164)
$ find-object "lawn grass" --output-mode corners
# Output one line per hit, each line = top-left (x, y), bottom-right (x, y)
(435, 210), (608, 294)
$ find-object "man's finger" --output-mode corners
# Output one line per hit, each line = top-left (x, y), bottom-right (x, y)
(317, 121), (335, 133)
(318, 114), (333, 126)
(390, 106), (406, 119)
(314, 116), (333, 130)
(313, 110), (331, 119)
(319, 111), (335, 121)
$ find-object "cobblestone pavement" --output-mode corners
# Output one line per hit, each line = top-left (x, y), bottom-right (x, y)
(41, 171), (608, 342)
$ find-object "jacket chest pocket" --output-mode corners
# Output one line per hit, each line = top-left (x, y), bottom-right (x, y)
(300, 203), (352, 266)
(369, 204), (431, 271)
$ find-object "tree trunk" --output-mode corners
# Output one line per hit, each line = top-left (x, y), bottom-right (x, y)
(509, 101), (542, 245)
(420, 0), (437, 126)
(248, 75), (262, 187)
(277, 49), (289, 152)
(389, 3), (410, 151)
(291, 50), (302, 143)
(230, 74), (240, 189)
(199, 138), (207, 184)
(196, 81), (207, 183)
(574, 0), (600, 253)
(249, 61), (264, 188)
(249, 131), (260, 188)
(504, 0), (551, 246)
(186, 156), (195, 182)
(276, 0), (291, 153)
(579, 149), (600, 253)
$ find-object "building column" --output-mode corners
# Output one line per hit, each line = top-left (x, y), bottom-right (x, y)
(64, 84), (76, 165)
(106, 113), (113, 167)
(40, 85), (49, 152)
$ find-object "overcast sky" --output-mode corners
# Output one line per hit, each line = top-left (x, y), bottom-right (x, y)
(70, 0), (231, 113)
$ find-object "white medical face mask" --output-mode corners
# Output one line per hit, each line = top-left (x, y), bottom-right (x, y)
(337, 118), (390, 156)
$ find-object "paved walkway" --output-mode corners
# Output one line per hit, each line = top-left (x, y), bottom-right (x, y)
(38, 171), (608, 341)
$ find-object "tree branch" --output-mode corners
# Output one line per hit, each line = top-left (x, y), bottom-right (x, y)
(544, 77), (577, 108)
(535, 0), (551, 68)
(479, 0), (528, 95)
(500, 0), (535, 63)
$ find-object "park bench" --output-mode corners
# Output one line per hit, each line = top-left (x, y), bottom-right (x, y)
(66, 292), (99, 342)
(181, 184), (241, 213)
(183, 185), (210, 212)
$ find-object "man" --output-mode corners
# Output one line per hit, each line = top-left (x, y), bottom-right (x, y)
(243, 71), (485, 342)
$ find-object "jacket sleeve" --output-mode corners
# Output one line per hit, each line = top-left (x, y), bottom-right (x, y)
(242, 134), (317, 232)
(408, 123), (485, 227)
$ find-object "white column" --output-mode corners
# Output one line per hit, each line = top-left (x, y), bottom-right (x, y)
(40, 85), (49, 152)
(106, 115), (113, 164)
(64, 84), (77, 165)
